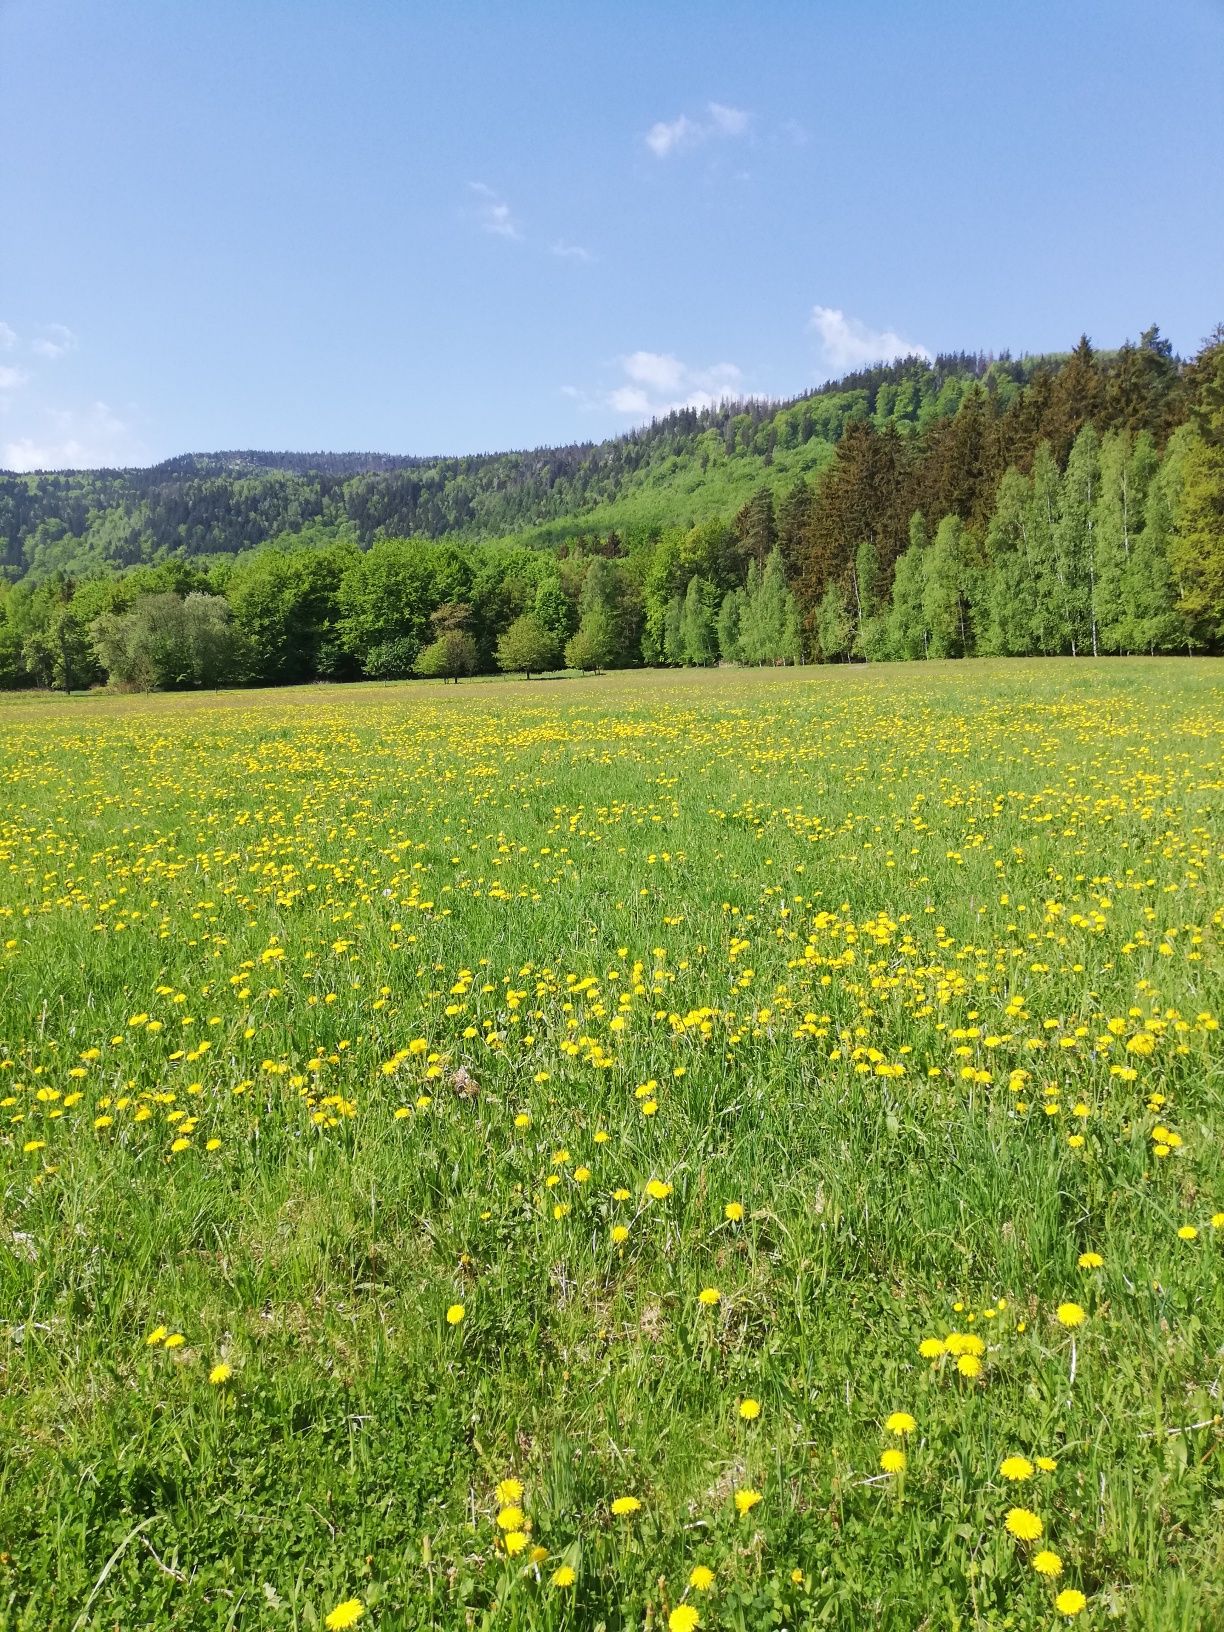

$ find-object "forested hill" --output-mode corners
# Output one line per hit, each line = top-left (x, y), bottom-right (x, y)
(3, 350), (1058, 579)
(2, 325), (1222, 692)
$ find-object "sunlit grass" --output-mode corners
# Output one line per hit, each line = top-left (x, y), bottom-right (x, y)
(1, 659), (1221, 1630)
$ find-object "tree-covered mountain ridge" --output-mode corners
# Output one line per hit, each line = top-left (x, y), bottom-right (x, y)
(2, 349), (1077, 579)
(2, 324), (1222, 691)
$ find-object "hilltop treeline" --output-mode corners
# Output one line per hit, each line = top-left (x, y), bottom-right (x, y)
(0, 326), (1221, 689)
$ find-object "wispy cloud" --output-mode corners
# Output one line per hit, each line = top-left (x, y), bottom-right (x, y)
(0, 321), (16, 350)
(550, 240), (595, 264)
(567, 350), (745, 420)
(645, 102), (750, 158)
(0, 364), (30, 393)
(2, 401), (145, 471)
(30, 323), (77, 360)
(467, 181), (522, 240)
(808, 305), (931, 374)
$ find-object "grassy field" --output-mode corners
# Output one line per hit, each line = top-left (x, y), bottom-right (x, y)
(1, 660), (1221, 1632)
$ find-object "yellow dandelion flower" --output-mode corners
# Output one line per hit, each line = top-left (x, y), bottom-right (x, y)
(724, 1201), (744, 1221)
(739, 1397), (761, 1420)
(551, 1565), (576, 1587)
(1033, 1550), (1063, 1576)
(610, 1495), (641, 1516)
(1177, 1225), (1198, 1241)
(163, 1333), (185, 1349)
(611, 1224), (629, 1243)
(1077, 1251), (1103, 1269)
(503, 1530), (528, 1555)
(208, 1362), (232, 1386)
(885, 1412), (916, 1434)
(144, 1325), (168, 1346)
(1036, 1456), (1058, 1472)
(668, 1608), (700, 1632)
(689, 1564), (715, 1591)
(1000, 1456), (1035, 1482)
(734, 1487), (762, 1515)
(1004, 1507), (1043, 1541)
(880, 1448), (906, 1474)
(645, 1179), (672, 1200)
(446, 1303), (465, 1325)
(918, 1337), (945, 1359)
(496, 1478), (524, 1504)
(1054, 1588), (1087, 1616)
(698, 1287), (721, 1306)
(324, 1601), (364, 1630)
(1055, 1302), (1086, 1327)
(957, 1354), (982, 1378)
(497, 1505), (525, 1530)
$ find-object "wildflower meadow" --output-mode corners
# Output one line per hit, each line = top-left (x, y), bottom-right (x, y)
(1, 658), (1221, 1631)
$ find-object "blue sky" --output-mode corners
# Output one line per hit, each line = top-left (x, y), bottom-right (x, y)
(1, 0), (1222, 469)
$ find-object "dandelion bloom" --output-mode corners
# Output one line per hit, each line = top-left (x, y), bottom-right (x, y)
(497, 1505), (525, 1530)
(611, 1224), (629, 1244)
(1004, 1507), (1044, 1541)
(1077, 1251), (1103, 1269)
(734, 1488), (762, 1516)
(551, 1565), (576, 1587)
(1054, 1588), (1087, 1616)
(446, 1303), (465, 1325)
(530, 1545), (548, 1564)
(145, 1325), (168, 1346)
(1033, 1550), (1063, 1576)
(645, 1179), (673, 1200)
(668, 1609), (700, 1632)
(885, 1412), (916, 1434)
(1000, 1456), (1034, 1482)
(944, 1332), (984, 1357)
(739, 1398), (761, 1420)
(1211, 1213), (1224, 1229)
(610, 1495), (641, 1516)
(956, 1354), (982, 1378)
(918, 1337), (945, 1359)
(324, 1602), (364, 1631)
(1055, 1302), (1085, 1328)
(790, 1568), (806, 1585)
(880, 1448), (906, 1474)
(496, 1477), (523, 1504)
(698, 1287), (720, 1306)
(163, 1333), (185, 1349)
(503, 1530), (528, 1555)
(208, 1362), (232, 1386)
(689, 1565), (715, 1591)
(1177, 1225), (1198, 1241)
(724, 1202), (744, 1222)
(1036, 1456), (1058, 1472)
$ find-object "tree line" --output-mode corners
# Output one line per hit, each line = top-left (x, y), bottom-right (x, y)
(0, 324), (1220, 689)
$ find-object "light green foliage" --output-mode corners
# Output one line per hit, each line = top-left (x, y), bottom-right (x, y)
(679, 575), (719, 666)
(495, 612), (561, 676)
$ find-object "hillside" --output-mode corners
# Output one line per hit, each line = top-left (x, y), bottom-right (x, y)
(1, 325), (1221, 692)
(2, 352), (1043, 581)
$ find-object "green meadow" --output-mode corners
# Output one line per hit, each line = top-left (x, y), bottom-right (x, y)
(1, 660), (1221, 1631)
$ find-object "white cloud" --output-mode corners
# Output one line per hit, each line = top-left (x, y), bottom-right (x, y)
(572, 351), (745, 419)
(0, 365), (30, 392)
(30, 323), (76, 360)
(467, 181), (522, 240)
(550, 239), (595, 263)
(808, 305), (931, 374)
(645, 102), (750, 158)
(707, 102), (749, 136)
(645, 113), (700, 158)
(2, 401), (145, 471)
(0, 321), (16, 350)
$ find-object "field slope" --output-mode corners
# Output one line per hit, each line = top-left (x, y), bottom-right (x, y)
(1, 660), (1221, 1631)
